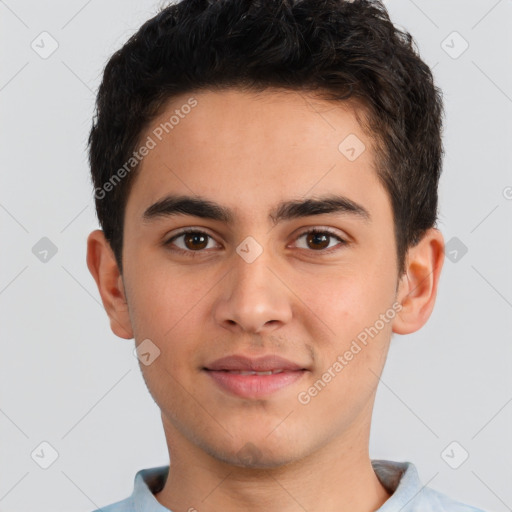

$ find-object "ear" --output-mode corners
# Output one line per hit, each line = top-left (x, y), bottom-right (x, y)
(86, 229), (134, 340)
(392, 228), (444, 335)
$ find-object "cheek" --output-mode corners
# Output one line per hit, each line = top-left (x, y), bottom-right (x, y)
(125, 254), (206, 338)
(125, 259), (216, 382)
(292, 264), (395, 336)
(290, 259), (396, 392)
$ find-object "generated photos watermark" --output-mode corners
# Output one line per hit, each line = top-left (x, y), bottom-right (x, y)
(94, 97), (198, 200)
(297, 301), (403, 405)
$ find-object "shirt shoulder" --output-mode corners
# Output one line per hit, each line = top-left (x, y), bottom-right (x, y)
(372, 460), (486, 512)
(414, 486), (486, 512)
(89, 497), (134, 512)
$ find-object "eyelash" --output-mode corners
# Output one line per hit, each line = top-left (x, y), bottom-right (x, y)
(163, 228), (348, 257)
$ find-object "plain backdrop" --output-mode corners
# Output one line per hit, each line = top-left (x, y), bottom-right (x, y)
(1, 1), (511, 511)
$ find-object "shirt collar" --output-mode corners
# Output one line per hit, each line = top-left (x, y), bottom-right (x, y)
(131, 460), (424, 511)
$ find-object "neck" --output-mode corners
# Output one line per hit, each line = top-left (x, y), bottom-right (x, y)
(154, 418), (390, 512)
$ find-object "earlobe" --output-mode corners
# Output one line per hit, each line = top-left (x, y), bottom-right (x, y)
(86, 229), (134, 340)
(392, 228), (445, 335)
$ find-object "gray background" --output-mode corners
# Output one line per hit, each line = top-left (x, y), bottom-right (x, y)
(1, 0), (511, 510)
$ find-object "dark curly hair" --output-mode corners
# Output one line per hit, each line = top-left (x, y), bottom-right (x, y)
(89, 0), (444, 276)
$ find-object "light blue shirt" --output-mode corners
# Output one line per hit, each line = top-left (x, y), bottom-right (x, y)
(92, 460), (485, 511)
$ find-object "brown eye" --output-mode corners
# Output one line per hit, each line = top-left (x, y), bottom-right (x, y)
(294, 229), (347, 252)
(165, 230), (218, 255)
(183, 232), (209, 250)
(305, 232), (330, 250)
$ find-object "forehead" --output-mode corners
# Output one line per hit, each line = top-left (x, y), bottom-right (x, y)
(151, 87), (372, 152)
(125, 87), (386, 225)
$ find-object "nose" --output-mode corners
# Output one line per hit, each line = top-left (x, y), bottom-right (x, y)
(212, 246), (293, 334)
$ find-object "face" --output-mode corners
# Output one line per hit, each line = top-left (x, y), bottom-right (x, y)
(96, 88), (416, 468)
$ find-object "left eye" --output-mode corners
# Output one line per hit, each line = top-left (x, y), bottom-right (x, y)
(293, 229), (346, 251)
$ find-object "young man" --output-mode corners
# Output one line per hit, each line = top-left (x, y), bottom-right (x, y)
(86, 0), (484, 510)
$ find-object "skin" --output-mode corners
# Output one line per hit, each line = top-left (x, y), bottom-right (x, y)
(87, 88), (444, 512)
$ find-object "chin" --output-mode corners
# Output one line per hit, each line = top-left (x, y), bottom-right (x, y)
(203, 438), (308, 470)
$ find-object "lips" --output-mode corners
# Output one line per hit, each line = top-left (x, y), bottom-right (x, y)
(203, 354), (308, 399)
(204, 354), (307, 372)
(219, 369), (285, 375)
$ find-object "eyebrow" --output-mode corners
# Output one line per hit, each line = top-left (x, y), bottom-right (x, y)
(142, 193), (371, 225)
